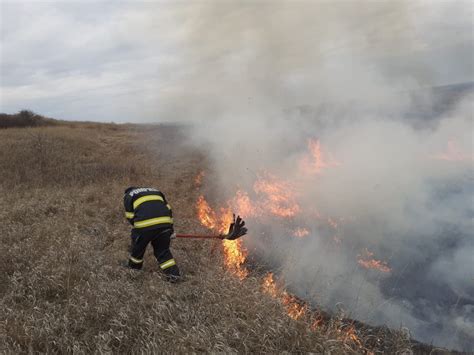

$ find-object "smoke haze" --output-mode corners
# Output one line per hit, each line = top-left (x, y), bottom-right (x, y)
(4, 0), (472, 350)
(156, 1), (473, 350)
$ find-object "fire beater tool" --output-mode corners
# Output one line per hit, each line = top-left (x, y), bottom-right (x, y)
(176, 214), (247, 240)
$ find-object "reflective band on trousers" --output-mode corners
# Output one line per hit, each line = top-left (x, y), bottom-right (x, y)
(133, 195), (164, 209)
(125, 212), (134, 219)
(133, 216), (173, 228)
(129, 256), (143, 264)
(160, 259), (176, 270)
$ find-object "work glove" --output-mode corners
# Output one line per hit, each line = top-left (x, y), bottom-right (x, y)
(226, 214), (247, 240)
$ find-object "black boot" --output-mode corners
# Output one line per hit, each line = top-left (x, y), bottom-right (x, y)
(164, 265), (181, 283)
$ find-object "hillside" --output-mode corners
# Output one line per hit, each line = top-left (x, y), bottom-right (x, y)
(0, 122), (437, 353)
(0, 110), (57, 129)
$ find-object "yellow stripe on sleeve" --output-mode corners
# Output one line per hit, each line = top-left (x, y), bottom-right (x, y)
(133, 216), (173, 228)
(133, 195), (164, 209)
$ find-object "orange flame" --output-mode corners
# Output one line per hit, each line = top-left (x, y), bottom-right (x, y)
(194, 170), (205, 187)
(310, 315), (323, 331)
(262, 273), (308, 320)
(196, 195), (233, 233)
(263, 274), (363, 348)
(300, 138), (340, 174)
(232, 190), (258, 218)
(253, 173), (300, 217)
(292, 227), (310, 238)
(217, 207), (233, 235)
(195, 166), (370, 350)
(223, 239), (249, 280)
(196, 195), (218, 230)
(282, 292), (309, 320)
(196, 195), (248, 279)
(338, 325), (363, 348)
(262, 272), (279, 298)
(357, 249), (391, 273)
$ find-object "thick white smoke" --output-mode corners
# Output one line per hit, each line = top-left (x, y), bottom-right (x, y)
(152, 1), (473, 350)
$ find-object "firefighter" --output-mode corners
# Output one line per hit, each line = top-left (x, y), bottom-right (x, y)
(123, 186), (181, 282)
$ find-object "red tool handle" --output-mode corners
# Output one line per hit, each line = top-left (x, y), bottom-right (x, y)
(175, 234), (224, 240)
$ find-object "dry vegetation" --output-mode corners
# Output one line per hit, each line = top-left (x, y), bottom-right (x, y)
(0, 121), (439, 354)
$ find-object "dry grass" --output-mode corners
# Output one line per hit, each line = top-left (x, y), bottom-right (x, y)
(0, 122), (421, 354)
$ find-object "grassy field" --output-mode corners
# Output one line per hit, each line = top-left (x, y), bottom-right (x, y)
(0, 121), (424, 353)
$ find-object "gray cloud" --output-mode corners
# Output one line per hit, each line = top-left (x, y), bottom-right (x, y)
(0, 1), (473, 121)
(0, 1), (187, 120)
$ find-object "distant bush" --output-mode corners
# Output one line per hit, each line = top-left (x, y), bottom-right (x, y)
(0, 110), (56, 128)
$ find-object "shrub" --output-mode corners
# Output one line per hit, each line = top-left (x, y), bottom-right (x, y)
(0, 110), (55, 129)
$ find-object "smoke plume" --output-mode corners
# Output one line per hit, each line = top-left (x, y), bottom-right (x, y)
(154, 1), (474, 350)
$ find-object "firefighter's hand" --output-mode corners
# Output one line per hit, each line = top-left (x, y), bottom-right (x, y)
(170, 232), (176, 240)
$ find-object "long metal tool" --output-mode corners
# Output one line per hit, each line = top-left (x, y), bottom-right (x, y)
(176, 215), (247, 241)
(175, 234), (226, 240)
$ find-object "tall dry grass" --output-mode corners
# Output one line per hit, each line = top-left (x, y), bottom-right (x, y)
(0, 123), (421, 353)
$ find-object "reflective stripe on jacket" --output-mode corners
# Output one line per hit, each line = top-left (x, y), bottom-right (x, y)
(124, 187), (173, 231)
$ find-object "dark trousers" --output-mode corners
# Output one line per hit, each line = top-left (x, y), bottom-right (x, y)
(128, 228), (180, 279)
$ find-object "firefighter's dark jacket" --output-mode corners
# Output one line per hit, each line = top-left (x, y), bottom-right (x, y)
(124, 187), (173, 232)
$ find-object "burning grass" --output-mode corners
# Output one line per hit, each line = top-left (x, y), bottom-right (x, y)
(357, 249), (392, 273)
(0, 121), (425, 353)
(299, 138), (341, 174)
(195, 195), (419, 354)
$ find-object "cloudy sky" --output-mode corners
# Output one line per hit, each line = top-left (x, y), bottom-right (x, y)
(0, 0), (473, 122)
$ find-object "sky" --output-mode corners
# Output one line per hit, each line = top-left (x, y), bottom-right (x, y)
(0, 0), (473, 122)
